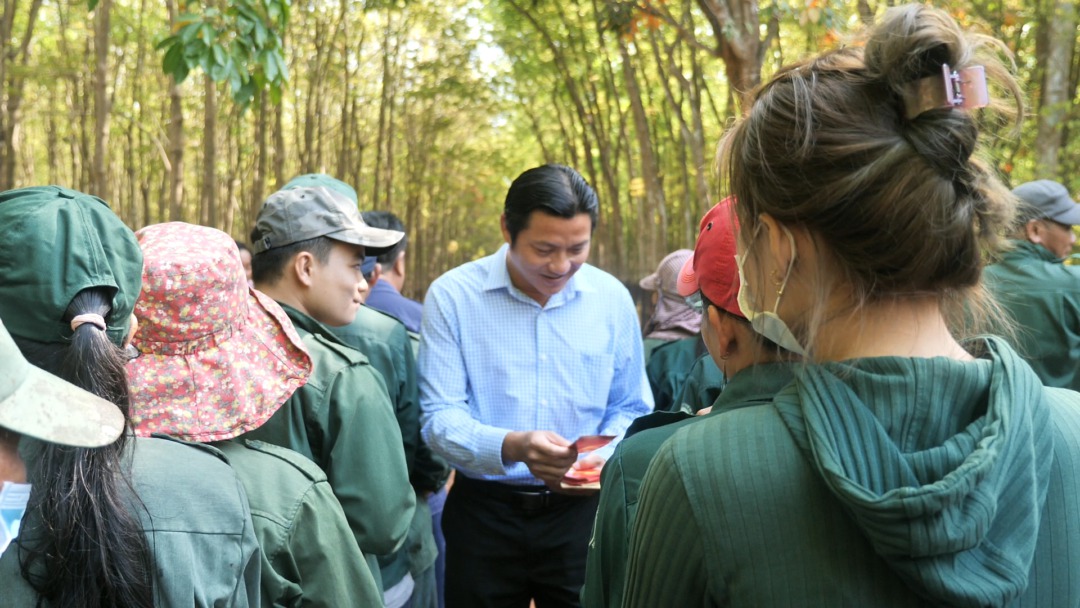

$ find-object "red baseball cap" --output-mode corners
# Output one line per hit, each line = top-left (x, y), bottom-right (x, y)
(676, 197), (743, 318)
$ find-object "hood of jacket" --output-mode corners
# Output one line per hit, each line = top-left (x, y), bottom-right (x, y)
(773, 337), (1052, 607)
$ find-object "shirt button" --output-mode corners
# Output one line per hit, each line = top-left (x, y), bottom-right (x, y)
(541, 400), (549, 406)
(540, 354), (548, 362)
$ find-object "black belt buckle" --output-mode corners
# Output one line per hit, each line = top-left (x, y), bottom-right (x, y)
(511, 488), (553, 512)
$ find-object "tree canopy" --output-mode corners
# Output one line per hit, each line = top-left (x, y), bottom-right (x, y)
(0, 0), (1076, 295)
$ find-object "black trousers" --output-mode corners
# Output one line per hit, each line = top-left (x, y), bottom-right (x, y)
(442, 475), (600, 608)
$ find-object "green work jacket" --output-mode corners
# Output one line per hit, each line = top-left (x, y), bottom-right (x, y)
(581, 363), (794, 608)
(984, 240), (1080, 390)
(241, 304), (415, 591)
(642, 337), (667, 363)
(331, 305), (450, 493)
(213, 439), (382, 608)
(645, 336), (705, 412)
(672, 351), (726, 414)
(330, 305), (448, 590)
(621, 340), (1080, 607)
(1, 436), (261, 607)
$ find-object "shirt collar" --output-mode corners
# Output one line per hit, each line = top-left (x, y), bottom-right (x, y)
(277, 302), (350, 348)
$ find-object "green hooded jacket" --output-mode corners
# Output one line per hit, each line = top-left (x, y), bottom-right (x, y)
(623, 338), (1080, 607)
(582, 362), (794, 608)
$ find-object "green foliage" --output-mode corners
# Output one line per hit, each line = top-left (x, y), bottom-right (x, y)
(6, 0), (1080, 285)
(156, 0), (291, 106)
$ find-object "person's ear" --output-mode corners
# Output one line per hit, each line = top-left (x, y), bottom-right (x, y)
(394, 251), (406, 276)
(370, 262), (383, 284)
(500, 214), (511, 245)
(712, 308), (739, 360)
(1024, 219), (1044, 245)
(292, 251), (317, 288)
(124, 314), (139, 348)
(759, 213), (793, 272)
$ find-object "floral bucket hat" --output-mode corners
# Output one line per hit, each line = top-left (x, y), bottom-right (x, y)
(127, 222), (311, 442)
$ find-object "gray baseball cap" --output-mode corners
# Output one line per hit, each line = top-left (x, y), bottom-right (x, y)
(282, 173), (358, 202)
(253, 186), (403, 254)
(0, 318), (124, 447)
(1013, 180), (1080, 226)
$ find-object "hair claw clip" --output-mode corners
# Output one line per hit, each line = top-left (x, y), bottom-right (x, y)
(902, 64), (989, 119)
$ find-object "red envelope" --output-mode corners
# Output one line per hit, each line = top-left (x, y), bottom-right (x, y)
(561, 466), (602, 488)
(563, 467), (602, 482)
(561, 435), (614, 489)
(572, 435), (615, 453)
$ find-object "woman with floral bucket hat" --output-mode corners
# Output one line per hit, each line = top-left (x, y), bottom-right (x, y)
(0, 185), (260, 607)
(127, 221), (383, 607)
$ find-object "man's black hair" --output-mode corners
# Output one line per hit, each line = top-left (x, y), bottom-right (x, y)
(503, 164), (598, 244)
(249, 232), (335, 285)
(361, 210), (407, 266)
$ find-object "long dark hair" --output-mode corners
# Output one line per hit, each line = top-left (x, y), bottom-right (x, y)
(13, 288), (154, 608)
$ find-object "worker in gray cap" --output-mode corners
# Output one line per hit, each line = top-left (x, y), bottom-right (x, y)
(985, 179), (1080, 389)
(243, 185), (416, 592)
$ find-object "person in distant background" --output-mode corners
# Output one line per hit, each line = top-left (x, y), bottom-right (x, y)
(363, 210), (424, 335)
(984, 179), (1080, 390)
(640, 249), (724, 411)
(639, 249), (699, 361)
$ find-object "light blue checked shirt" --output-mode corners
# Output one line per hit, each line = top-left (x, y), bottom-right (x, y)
(418, 244), (653, 485)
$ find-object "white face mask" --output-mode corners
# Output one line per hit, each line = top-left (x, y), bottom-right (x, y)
(734, 224), (806, 355)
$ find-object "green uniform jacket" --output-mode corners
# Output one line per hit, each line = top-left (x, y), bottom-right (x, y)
(623, 339), (1080, 607)
(581, 363), (794, 608)
(642, 337), (666, 363)
(645, 336), (705, 411)
(213, 439), (382, 608)
(1, 436), (261, 607)
(984, 240), (1080, 390)
(242, 304), (415, 589)
(330, 305), (448, 590)
(330, 305), (450, 493)
(672, 351), (726, 414)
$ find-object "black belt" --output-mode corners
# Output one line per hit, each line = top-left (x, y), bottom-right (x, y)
(454, 474), (589, 512)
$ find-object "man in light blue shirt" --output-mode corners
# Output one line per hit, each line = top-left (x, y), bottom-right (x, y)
(419, 164), (652, 607)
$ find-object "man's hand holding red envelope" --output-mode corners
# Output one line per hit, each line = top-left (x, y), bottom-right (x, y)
(560, 435), (615, 491)
(500, 431), (615, 493)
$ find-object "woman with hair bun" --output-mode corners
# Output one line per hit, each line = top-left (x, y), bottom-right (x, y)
(0, 186), (261, 607)
(623, 5), (1080, 606)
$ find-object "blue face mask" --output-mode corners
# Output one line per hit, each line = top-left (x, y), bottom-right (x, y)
(734, 224), (806, 355)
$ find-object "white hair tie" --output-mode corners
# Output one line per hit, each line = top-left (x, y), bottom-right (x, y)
(70, 313), (107, 332)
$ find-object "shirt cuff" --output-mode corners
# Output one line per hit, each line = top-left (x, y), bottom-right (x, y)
(475, 426), (512, 476)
